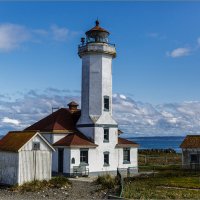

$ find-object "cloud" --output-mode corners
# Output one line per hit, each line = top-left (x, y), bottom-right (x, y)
(2, 117), (20, 126)
(167, 47), (190, 58)
(50, 25), (76, 41)
(0, 23), (79, 52)
(0, 23), (30, 52)
(1, 89), (200, 136)
(147, 32), (166, 40)
(197, 37), (200, 46)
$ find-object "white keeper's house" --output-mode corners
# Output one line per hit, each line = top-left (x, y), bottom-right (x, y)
(25, 20), (139, 176)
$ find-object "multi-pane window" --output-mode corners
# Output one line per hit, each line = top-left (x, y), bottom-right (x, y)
(104, 152), (109, 166)
(80, 149), (88, 164)
(32, 142), (40, 150)
(104, 128), (109, 142)
(104, 96), (109, 111)
(123, 148), (130, 163)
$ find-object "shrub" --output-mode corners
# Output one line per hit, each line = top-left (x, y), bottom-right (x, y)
(49, 176), (71, 188)
(96, 174), (118, 189)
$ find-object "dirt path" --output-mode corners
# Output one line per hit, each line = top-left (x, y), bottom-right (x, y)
(0, 180), (107, 200)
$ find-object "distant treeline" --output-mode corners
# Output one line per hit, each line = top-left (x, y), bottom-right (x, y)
(139, 148), (177, 154)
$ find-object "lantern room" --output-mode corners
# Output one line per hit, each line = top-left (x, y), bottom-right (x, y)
(84, 20), (109, 43)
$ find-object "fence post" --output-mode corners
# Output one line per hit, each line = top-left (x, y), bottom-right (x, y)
(145, 155), (147, 164)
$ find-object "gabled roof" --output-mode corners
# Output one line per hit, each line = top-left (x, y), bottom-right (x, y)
(116, 137), (139, 148)
(0, 131), (37, 152)
(53, 132), (98, 148)
(180, 135), (200, 148)
(0, 131), (55, 152)
(25, 108), (81, 133)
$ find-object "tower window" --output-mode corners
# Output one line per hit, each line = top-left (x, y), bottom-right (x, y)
(123, 148), (130, 164)
(104, 96), (109, 111)
(104, 152), (109, 166)
(104, 128), (109, 142)
(80, 149), (88, 165)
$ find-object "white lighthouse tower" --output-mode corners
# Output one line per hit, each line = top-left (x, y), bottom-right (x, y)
(77, 21), (120, 171)
(77, 20), (118, 143)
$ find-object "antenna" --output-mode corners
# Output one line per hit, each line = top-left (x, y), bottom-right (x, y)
(52, 107), (59, 113)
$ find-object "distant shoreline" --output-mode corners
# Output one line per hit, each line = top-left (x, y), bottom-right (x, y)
(126, 136), (184, 153)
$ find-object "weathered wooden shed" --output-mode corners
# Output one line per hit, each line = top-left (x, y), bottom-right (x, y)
(180, 135), (200, 170)
(0, 131), (54, 185)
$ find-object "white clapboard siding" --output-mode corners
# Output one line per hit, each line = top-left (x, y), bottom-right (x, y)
(18, 151), (52, 185)
(18, 135), (52, 185)
(0, 152), (18, 185)
(0, 133), (53, 185)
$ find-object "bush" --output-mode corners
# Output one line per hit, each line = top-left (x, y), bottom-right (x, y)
(96, 174), (118, 189)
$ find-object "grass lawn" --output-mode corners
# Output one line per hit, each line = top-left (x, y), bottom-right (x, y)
(121, 151), (200, 199)
(123, 168), (200, 199)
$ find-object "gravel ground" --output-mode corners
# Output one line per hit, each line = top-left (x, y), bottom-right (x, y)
(0, 180), (108, 200)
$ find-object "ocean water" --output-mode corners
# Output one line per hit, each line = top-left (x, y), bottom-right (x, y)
(128, 136), (185, 153)
(0, 135), (184, 153)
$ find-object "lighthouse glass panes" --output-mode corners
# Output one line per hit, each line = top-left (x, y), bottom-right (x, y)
(104, 96), (109, 111)
(86, 32), (109, 43)
(104, 128), (109, 142)
(80, 149), (88, 164)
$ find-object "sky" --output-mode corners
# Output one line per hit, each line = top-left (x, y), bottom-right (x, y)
(1, 2), (200, 136)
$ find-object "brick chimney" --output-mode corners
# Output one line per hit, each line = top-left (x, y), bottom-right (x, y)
(68, 101), (79, 112)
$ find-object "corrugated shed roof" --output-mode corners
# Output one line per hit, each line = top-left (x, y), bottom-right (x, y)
(180, 135), (200, 148)
(53, 132), (98, 148)
(0, 131), (37, 152)
(116, 137), (139, 148)
(25, 108), (81, 133)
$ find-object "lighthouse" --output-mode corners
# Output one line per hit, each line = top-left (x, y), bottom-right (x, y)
(77, 20), (118, 144)
(25, 20), (138, 175)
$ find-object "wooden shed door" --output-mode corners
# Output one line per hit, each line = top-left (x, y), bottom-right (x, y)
(58, 148), (64, 173)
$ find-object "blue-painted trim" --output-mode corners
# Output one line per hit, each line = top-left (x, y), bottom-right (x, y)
(77, 124), (118, 128)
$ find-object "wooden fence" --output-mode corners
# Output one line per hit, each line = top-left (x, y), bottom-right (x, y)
(139, 154), (182, 165)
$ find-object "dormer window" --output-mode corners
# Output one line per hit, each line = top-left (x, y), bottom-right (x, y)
(104, 96), (109, 111)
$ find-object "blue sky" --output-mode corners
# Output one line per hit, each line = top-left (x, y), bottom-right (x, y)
(1, 2), (200, 136)
(0, 2), (200, 104)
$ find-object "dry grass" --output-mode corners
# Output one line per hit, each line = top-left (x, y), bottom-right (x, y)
(11, 176), (71, 192)
(95, 174), (119, 189)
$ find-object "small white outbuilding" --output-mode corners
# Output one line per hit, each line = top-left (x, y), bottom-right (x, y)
(0, 131), (55, 185)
